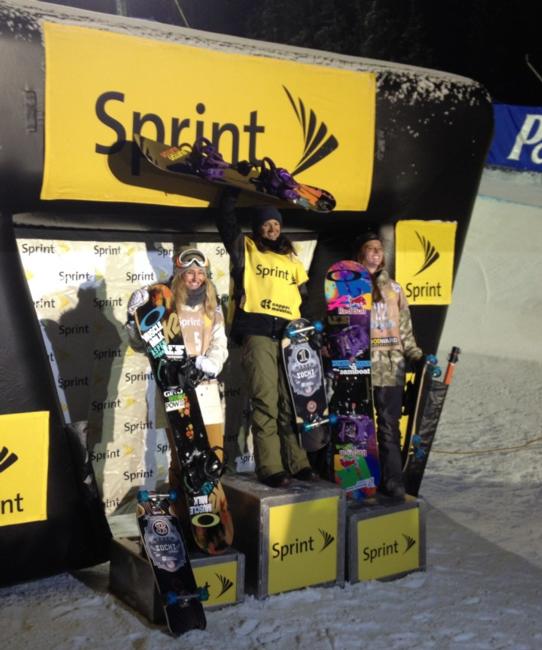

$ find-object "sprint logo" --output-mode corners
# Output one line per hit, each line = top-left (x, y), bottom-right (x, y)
(319, 528), (335, 552)
(215, 572), (234, 599)
(414, 231), (440, 275)
(283, 86), (339, 175)
(271, 528), (335, 561)
(402, 533), (416, 554)
(0, 446), (18, 473)
(362, 532), (417, 563)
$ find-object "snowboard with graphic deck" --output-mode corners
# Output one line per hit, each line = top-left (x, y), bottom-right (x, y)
(134, 133), (336, 213)
(136, 490), (207, 635)
(402, 346), (461, 496)
(133, 283), (234, 555)
(281, 318), (330, 452)
(324, 261), (380, 500)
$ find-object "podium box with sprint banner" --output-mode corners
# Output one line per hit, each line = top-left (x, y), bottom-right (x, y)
(221, 473), (345, 598)
(109, 537), (245, 620)
(346, 495), (426, 583)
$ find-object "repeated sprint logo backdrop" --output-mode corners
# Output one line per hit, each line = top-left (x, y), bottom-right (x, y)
(395, 220), (457, 306)
(0, 411), (49, 527)
(41, 22), (375, 211)
(17, 237), (317, 516)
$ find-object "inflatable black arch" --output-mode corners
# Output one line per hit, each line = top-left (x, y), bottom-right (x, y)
(0, 0), (492, 584)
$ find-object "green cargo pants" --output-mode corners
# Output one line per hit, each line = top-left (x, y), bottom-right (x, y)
(241, 335), (310, 479)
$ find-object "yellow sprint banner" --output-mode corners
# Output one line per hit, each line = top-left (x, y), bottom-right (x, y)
(41, 22), (375, 211)
(0, 411), (49, 527)
(268, 497), (338, 594)
(193, 559), (239, 608)
(357, 507), (421, 581)
(395, 220), (458, 306)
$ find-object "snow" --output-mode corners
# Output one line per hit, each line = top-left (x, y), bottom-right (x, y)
(2, 349), (541, 649)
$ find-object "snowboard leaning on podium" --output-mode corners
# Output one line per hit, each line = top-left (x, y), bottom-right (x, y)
(136, 490), (207, 635)
(402, 346), (461, 496)
(324, 260), (380, 500)
(134, 133), (336, 213)
(131, 283), (234, 555)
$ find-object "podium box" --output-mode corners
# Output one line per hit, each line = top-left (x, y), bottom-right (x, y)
(346, 495), (426, 583)
(222, 473), (345, 598)
(109, 537), (245, 622)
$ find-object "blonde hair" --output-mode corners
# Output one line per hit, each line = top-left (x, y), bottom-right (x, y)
(171, 271), (218, 320)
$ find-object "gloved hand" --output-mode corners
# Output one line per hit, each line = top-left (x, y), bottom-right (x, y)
(195, 355), (219, 378)
(127, 288), (149, 316)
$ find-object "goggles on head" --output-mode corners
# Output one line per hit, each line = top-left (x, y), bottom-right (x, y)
(175, 248), (209, 271)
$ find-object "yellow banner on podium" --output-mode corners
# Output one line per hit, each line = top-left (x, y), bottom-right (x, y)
(357, 507), (421, 581)
(268, 497), (338, 594)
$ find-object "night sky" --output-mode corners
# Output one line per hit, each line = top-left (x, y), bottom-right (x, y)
(43, 0), (541, 105)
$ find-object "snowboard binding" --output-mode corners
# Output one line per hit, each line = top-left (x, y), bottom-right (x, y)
(189, 137), (230, 180)
(331, 324), (369, 359)
(181, 447), (224, 496)
(252, 156), (300, 201)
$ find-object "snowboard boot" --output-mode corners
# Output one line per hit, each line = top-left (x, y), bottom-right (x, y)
(379, 479), (406, 501)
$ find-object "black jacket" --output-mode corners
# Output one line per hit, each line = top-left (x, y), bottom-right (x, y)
(216, 190), (307, 343)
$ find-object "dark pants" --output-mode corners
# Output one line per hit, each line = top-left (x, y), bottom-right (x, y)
(241, 335), (310, 479)
(373, 385), (404, 488)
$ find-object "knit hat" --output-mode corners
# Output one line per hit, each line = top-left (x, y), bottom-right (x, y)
(251, 205), (283, 234)
(353, 230), (381, 255)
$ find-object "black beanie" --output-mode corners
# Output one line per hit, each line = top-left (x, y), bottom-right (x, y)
(353, 230), (381, 254)
(251, 205), (283, 234)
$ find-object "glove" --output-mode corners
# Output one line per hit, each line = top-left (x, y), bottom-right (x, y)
(127, 288), (149, 316)
(195, 355), (219, 378)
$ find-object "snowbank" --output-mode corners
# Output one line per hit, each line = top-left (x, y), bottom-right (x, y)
(440, 167), (542, 362)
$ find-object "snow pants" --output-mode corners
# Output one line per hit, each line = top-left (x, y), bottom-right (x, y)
(241, 335), (310, 480)
(373, 384), (404, 489)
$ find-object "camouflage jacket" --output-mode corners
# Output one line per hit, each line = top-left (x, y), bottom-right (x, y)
(371, 270), (423, 387)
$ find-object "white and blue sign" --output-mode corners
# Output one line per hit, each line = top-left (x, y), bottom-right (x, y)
(487, 104), (542, 172)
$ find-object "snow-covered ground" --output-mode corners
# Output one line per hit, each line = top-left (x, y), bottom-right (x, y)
(2, 349), (541, 650)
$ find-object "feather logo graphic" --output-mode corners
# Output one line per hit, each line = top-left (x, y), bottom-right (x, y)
(0, 446), (19, 473)
(414, 231), (440, 275)
(402, 533), (417, 554)
(319, 528), (335, 552)
(215, 572), (234, 598)
(283, 86), (339, 176)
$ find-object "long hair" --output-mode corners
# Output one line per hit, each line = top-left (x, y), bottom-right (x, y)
(357, 242), (385, 304)
(170, 272), (218, 320)
(252, 232), (297, 256)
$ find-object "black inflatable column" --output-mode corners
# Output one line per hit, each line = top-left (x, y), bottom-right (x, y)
(0, 214), (110, 585)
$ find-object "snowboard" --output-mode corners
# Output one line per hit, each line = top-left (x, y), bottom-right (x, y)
(133, 283), (234, 555)
(324, 261), (380, 500)
(134, 133), (336, 213)
(136, 490), (207, 635)
(402, 346), (461, 496)
(281, 318), (330, 452)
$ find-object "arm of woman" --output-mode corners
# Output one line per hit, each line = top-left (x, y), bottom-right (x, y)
(216, 188), (245, 267)
(398, 287), (423, 361)
(196, 307), (229, 377)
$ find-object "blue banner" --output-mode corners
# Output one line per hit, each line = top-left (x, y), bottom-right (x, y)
(487, 104), (542, 172)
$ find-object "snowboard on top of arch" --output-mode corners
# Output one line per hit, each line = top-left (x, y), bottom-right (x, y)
(324, 260), (380, 501)
(134, 133), (336, 213)
(132, 282), (234, 555)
